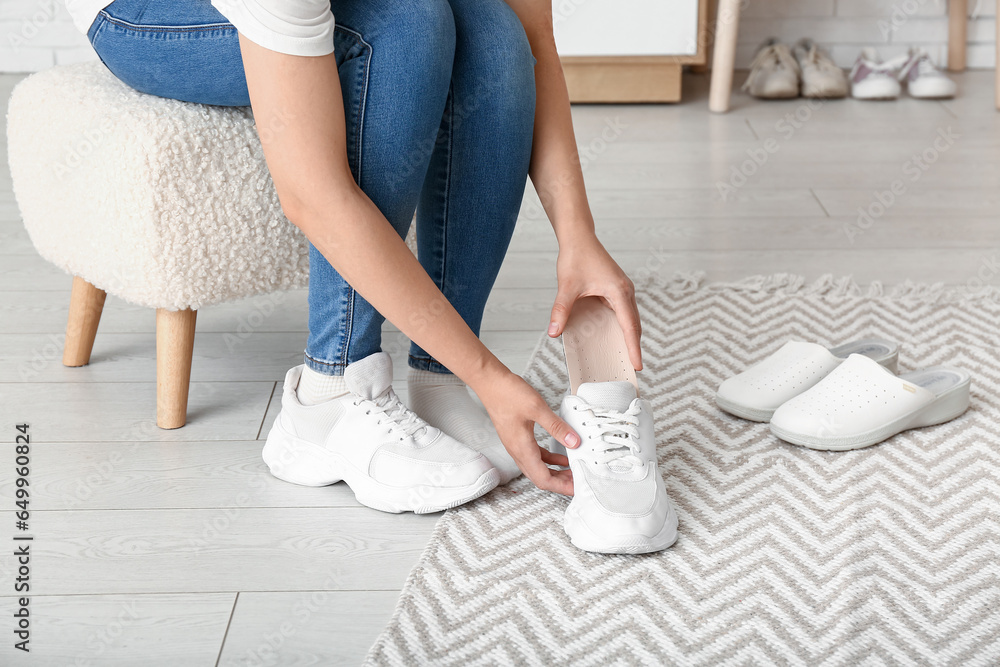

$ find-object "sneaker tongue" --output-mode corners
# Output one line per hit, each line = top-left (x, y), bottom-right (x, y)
(343, 352), (393, 400)
(576, 381), (637, 412)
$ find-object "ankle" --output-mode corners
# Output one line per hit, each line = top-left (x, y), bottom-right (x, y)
(297, 364), (349, 406)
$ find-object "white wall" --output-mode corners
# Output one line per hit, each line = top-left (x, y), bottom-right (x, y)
(736, 0), (996, 69)
(0, 0), (995, 72)
(1, 1), (95, 72)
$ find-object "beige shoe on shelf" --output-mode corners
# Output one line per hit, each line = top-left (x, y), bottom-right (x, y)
(742, 38), (800, 99)
(793, 38), (848, 98)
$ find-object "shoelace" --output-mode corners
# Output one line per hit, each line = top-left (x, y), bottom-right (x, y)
(576, 402), (643, 466)
(356, 388), (429, 440)
(742, 42), (801, 92)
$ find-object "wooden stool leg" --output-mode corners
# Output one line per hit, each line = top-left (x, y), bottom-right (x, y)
(709, 0), (742, 113)
(63, 276), (107, 367)
(996, 0), (1000, 110)
(156, 308), (197, 430)
(948, 0), (968, 72)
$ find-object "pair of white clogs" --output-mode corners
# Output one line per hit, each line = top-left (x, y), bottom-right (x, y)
(717, 339), (971, 450)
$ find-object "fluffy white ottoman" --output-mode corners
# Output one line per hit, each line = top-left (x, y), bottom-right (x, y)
(7, 61), (310, 429)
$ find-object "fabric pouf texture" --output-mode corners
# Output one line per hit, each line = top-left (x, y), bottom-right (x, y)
(6, 61), (310, 310)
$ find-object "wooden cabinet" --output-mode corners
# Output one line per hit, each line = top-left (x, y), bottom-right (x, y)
(553, 0), (707, 103)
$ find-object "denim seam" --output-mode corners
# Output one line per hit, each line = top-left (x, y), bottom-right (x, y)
(438, 92), (454, 301)
(341, 290), (355, 368)
(303, 351), (348, 373)
(88, 15), (109, 50)
(97, 11), (235, 33)
(331, 24), (370, 368)
(335, 25), (372, 190)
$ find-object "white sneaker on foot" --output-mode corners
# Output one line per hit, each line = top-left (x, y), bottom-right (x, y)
(407, 369), (522, 485)
(560, 382), (678, 554)
(262, 352), (499, 514)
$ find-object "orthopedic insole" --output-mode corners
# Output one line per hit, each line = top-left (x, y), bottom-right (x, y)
(561, 296), (638, 396)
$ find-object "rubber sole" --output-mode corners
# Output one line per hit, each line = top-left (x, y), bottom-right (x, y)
(262, 421), (500, 514)
(770, 383), (970, 451)
(565, 503), (679, 555)
(715, 395), (775, 423)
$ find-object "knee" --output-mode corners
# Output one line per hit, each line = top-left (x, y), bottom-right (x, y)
(455, 3), (536, 113)
(368, 0), (457, 74)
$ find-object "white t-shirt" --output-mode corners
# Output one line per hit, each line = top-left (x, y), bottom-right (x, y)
(65, 0), (335, 57)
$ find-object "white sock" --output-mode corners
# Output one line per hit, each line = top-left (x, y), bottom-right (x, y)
(407, 368), (522, 485)
(296, 364), (349, 406)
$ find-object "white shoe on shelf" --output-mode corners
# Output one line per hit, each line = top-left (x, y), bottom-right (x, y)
(899, 48), (957, 99)
(850, 48), (903, 100)
(262, 352), (499, 514)
(717, 338), (899, 422)
(770, 354), (971, 451)
(560, 381), (678, 555)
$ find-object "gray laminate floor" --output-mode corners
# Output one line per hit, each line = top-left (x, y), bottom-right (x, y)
(1, 71), (997, 665)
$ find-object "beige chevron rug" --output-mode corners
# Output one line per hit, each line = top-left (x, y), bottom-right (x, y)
(365, 274), (1000, 666)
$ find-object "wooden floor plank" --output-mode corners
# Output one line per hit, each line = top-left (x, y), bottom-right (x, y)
(0, 440), (363, 511)
(0, 508), (438, 595)
(3, 381), (272, 442)
(218, 591), (398, 667)
(0, 593), (235, 666)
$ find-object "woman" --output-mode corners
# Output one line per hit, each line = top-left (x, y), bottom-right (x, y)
(67, 0), (643, 510)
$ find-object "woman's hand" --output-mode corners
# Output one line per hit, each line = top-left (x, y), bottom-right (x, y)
(548, 233), (643, 370)
(473, 370), (579, 496)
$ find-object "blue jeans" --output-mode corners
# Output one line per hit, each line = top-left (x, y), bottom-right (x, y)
(88, 0), (536, 375)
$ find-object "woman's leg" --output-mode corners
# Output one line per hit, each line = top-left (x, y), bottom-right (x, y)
(89, 0), (460, 381)
(406, 0), (537, 484)
(304, 0), (458, 378)
(407, 0), (537, 373)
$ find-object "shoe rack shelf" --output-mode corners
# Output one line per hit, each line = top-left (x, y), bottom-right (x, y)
(707, 0), (1000, 112)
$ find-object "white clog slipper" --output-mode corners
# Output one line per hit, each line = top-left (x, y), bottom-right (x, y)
(770, 354), (971, 451)
(717, 338), (899, 422)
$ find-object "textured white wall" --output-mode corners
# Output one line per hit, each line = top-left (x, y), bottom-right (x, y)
(736, 0), (996, 69)
(1, 0), (96, 72)
(0, 0), (995, 72)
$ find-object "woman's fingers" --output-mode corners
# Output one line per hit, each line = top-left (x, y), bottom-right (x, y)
(539, 404), (580, 450)
(539, 447), (569, 467)
(547, 288), (577, 338)
(521, 454), (574, 495)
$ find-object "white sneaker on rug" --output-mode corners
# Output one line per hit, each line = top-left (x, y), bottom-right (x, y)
(742, 38), (801, 99)
(262, 352), (499, 514)
(770, 354), (971, 451)
(560, 381), (678, 554)
(717, 338), (899, 422)
(898, 49), (957, 99)
(850, 48), (903, 100)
